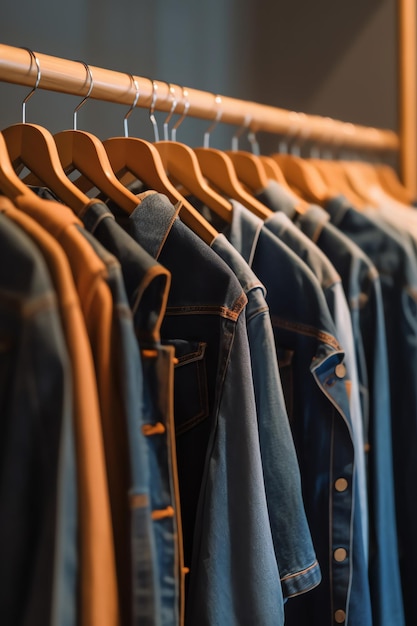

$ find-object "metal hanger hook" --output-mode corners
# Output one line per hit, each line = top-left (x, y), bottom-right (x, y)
(20, 47), (41, 124)
(203, 95), (222, 148)
(163, 84), (178, 141)
(248, 129), (260, 156)
(124, 74), (140, 138)
(171, 86), (190, 141)
(318, 117), (338, 160)
(72, 60), (94, 130)
(231, 113), (252, 152)
(149, 79), (160, 142)
(278, 110), (301, 154)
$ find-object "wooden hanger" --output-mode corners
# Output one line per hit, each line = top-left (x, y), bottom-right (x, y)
(225, 150), (269, 193)
(271, 152), (336, 205)
(146, 84), (232, 223)
(1, 122), (89, 214)
(309, 158), (368, 208)
(100, 136), (218, 245)
(0, 131), (39, 201)
(51, 61), (139, 213)
(155, 140), (233, 222)
(374, 163), (414, 205)
(258, 154), (309, 213)
(53, 129), (139, 213)
(1, 48), (90, 213)
(259, 155), (289, 185)
(194, 147), (271, 219)
(339, 160), (380, 207)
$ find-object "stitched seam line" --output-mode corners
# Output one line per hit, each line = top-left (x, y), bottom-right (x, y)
(281, 559), (320, 581)
(270, 315), (342, 350)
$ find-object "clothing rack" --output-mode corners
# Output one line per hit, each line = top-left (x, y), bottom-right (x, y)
(0, 43), (399, 155)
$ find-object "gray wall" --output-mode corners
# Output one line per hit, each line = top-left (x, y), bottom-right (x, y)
(0, 0), (398, 153)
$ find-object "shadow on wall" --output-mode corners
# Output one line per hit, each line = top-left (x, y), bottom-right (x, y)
(235, 0), (395, 118)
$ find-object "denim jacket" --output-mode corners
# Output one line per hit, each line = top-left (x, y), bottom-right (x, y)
(114, 193), (285, 626)
(0, 212), (76, 626)
(81, 198), (180, 626)
(323, 196), (414, 626)
(256, 182), (404, 625)
(225, 201), (372, 626)
(211, 233), (321, 599)
(263, 210), (368, 566)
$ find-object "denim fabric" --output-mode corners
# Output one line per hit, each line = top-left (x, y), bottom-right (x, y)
(211, 233), (321, 598)
(263, 209), (368, 566)
(324, 195), (415, 625)
(2, 195), (118, 626)
(77, 228), (157, 626)
(33, 188), (166, 625)
(80, 199), (170, 346)
(0, 213), (76, 626)
(80, 199), (180, 626)
(256, 179), (302, 217)
(225, 201), (372, 626)
(111, 193), (285, 626)
(51, 375), (77, 626)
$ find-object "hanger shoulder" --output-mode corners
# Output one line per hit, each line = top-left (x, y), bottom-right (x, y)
(1, 122), (88, 213)
(104, 136), (181, 202)
(375, 164), (414, 204)
(225, 150), (269, 192)
(194, 147), (271, 219)
(0, 132), (37, 200)
(54, 129), (138, 213)
(155, 140), (232, 222)
(309, 158), (367, 208)
(103, 137), (218, 245)
(259, 155), (287, 184)
(339, 161), (378, 206)
(271, 153), (331, 204)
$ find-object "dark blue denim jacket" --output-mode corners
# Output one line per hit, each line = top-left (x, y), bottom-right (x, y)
(114, 193), (285, 625)
(211, 233), (321, 599)
(297, 201), (404, 626)
(0, 213), (76, 626)
(324, 195), (416, 626)
(256, 182), (404, 625)
(225, 201), (371, 626)
(263, 210), (369, 566)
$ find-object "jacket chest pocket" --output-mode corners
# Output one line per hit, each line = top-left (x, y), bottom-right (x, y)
(164, 339), (209, 436)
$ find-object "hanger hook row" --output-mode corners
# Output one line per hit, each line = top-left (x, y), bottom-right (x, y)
(171, 86), (190, 141)
(72, 60), (94, 130)
(163, 83), (177, 141)
(148, 78), (160, 142)
(203, 94), (222, 149)
(124, 74), (140, 138)
(20, 47), (41, 124)
(231, 113), (252, 152)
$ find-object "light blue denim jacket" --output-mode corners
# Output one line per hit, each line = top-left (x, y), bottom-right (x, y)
(211, 233), (321, 598)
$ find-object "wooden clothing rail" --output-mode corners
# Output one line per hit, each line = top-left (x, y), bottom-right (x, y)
(0, 43), (400, 154)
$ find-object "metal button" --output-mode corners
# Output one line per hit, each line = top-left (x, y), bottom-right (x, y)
(335, 363), (346, 378)
(334, 548), (347, 562)
(335, 609), (346, 623)
(335, 478), (348, 492)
